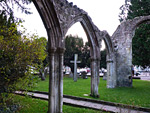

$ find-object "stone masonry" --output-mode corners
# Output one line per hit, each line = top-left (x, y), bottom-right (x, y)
(32, 0), (150, 112)
(33, 0), (102, 112)
(112, 16), (150, 87)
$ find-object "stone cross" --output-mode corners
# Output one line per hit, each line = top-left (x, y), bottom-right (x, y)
(70, 54), (81, 82)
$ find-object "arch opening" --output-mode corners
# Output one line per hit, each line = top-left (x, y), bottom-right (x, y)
(100, 32), (116, 88)
(32, 0), (102, 112)
(131, 22), (150, 79)
(63, 22), (91, 97)
(64, 16), (100, 97)
(111, 15), (150, 87)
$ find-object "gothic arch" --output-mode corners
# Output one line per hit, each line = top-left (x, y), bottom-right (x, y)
(64, 14), (101, 97)
(33, 0), (102, 112)
(100, 31), (117, 88)
(101, 31), (114, 55)
(27, 1), (150, 112)
(131, 15), (150, 33)
(112, 15), (150, 87)
(33, 1), (65, 113)
(65, 15), (100, 59)
(33, 0), (63, 48)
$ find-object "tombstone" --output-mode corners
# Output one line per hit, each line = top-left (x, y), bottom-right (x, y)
(69, 72), (73, 78)
(63, 66), (71, 77)
(70, 54), (81, 82)
(65, 66), (71, 75)
(81, 71), (88, 79)
(63, 66), (65, 75)
(103, 72), (107, 80)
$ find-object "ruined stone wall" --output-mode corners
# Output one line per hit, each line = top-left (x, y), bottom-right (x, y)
(112, 16), (150, 87)
(33, 0), (105, 112)
(53, 0), (104, 97)
(32, 1), (150, 112)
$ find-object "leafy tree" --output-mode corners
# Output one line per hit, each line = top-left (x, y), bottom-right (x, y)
(80, 42), (90, 67)
(64, 35), (107, 71)
(34, 37), (48, 80)
(0, 20), (46, 105)
(64, 35), (84, 72)
(119, 0), (150, 67)
(0, 0), (48, 107)
(132, 24), (150, 66)
(100, 49), (106, 69)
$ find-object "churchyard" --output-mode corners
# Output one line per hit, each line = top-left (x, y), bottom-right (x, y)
(1, 0), (150, 112)
(1, 51), (150, 112)
(10, 75), (150, 112)
(34, 77), (150, 108)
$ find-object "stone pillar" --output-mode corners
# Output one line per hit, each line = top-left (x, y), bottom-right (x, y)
(90, 58), (99, 98)
(106, 57), (117, 88)
(115, 33), (133, 87)
(48, 47), (65, 113)
(116, 48), (132, 87)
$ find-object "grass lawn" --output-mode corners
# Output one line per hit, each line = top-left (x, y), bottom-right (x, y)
(31, 76), (150, 108)
(13, 95), (102, 113)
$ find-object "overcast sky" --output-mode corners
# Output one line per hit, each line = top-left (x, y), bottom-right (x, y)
(16, 0), (125, 49)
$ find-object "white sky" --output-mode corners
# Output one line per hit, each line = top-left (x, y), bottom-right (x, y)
(66, 0), (125, 36)
(15, 0), (125, 50)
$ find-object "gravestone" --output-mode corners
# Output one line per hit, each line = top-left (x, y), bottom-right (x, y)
(70, 54), (81, 82)
(69, 72), (73, 78)
(81, 71), (88, 79)
(103, 72), (107, 80)
(65, 66), (71, 75)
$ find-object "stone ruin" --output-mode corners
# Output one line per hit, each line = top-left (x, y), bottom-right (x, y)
(33, 0), (150, 112)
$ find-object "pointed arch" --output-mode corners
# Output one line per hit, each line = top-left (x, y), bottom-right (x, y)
(64, 13), (101, 97)
(32, 0), (104, 112)
(100, 31), (117, 88)
(111, 15), (150, 87)
(33, 0), (63, 48)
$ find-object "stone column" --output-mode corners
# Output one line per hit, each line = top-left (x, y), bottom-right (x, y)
(48, 47), (65, 113)
(106, 57), (117, 88)
(57, 48), (65, 113)
(90, 58), (99, 98)
(115, 32), (133, 87)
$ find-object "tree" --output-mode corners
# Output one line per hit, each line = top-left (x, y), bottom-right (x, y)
(64, 35), (107, 70)
(119, 0), (131, 22)
(0, 0), (48, 107)
(81, 42), (90, 67)
(100, 49), (106, 69)
(0, 20), (46, 105)
(132, 24), (150, 66)
(119, 0), (150, 67)
(0, 0), (32, 22)
(64, 35), (84, 71)
(34, 37), (48, 80)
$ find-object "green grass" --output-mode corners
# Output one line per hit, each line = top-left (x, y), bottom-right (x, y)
(13, 95), (102, 113)
(32, 76), (150, 108)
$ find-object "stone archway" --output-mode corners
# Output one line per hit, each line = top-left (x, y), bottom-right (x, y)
(33, 0), (102, 112)
(29, 1), (150, 112)
(33, 0), (66, 112)
(65, 15), (102, 98)
(100, 31), (117, 88)
(112, 15), (150, 87)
